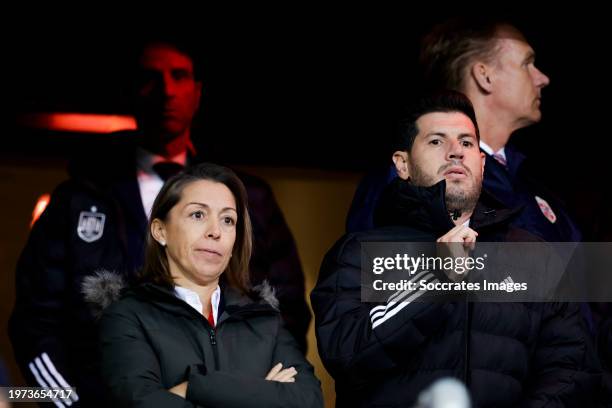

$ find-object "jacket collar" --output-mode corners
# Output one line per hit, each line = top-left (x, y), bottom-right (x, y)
(373, 177), (521, 234)
(82, 270), (280, 322)
(374, 177), (454, 234)
(127, 280), (279, 322)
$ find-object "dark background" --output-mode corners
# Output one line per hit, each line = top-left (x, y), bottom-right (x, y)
(7, 8), (612, 238)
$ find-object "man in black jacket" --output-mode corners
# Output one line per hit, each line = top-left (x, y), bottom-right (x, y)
(9, 38), (310, 407)
(311, 92), (600, 407)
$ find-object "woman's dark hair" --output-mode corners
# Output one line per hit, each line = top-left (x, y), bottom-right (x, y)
(140, 163), (252, 294)
(394, 90), (480, 153)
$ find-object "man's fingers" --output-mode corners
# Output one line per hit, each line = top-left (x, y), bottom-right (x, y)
(447, 224), (467, 236)
(462, 230), (478, 242)
(444, 227), (478, 244)
(437, 226), (478, 259)
(438, 225), (467, 242)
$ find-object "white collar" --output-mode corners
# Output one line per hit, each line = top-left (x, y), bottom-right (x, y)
(135, 147), (187, 175)
(479, 140), (506, 161)
(174, 285), (221, 325)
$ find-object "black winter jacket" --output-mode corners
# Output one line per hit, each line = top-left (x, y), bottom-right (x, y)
(9, 142), (310, 406)
(97, 277), (322, 408)
(312, 178), (600, 407)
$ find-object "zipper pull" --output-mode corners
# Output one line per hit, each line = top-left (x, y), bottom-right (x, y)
(209, 329), (217, 346)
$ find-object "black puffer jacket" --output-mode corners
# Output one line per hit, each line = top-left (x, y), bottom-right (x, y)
(95, 276), (322, 408)
(9, 142), (310, 406)
(311, 178), (600, 407)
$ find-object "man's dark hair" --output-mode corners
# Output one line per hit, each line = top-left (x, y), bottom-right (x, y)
(127, 34), (205, 87)
(395, 91), (480, 153)
(419, 17), (509, 92)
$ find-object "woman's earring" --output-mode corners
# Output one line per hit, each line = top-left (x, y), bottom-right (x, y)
(160, 241), (166, 247)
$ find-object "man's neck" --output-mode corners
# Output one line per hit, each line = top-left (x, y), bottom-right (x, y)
(141, 129), (193, 159)
(466, 89), (514, 152)
(451, 211), (472, 227)
(475, 111), (513, 152)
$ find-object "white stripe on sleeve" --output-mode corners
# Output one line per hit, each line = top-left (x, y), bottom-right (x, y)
(41, 353), (79, 402)
(35, 357), (73, 406)
(29, 362), (66, 408)
(369, 270), (433, 318)
(372, 279), (439, 329)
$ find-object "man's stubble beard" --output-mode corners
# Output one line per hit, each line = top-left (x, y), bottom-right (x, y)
(445, 180), (481, 215)
(409, 161), (481, 215)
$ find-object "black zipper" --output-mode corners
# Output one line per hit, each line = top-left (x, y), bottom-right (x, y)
(208, 327), (220, 370)
(205, 306), (278, 370)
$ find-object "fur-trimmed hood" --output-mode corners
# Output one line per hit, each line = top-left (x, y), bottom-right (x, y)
(81, 270), (279, 319)
(81, 270), (126, 319)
